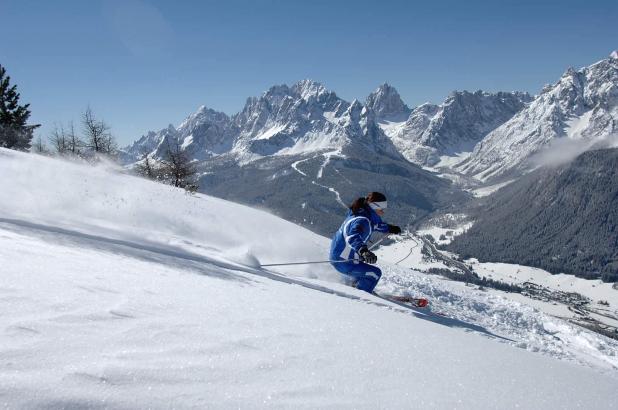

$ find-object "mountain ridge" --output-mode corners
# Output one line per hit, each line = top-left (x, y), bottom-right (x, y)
(456, 52), (618, 181)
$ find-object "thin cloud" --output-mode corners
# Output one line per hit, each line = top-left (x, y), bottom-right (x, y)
(104, 0), (174, 58)
(530, 133), (618, 168)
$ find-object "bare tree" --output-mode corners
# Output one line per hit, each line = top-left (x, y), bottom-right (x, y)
(134, 151), (160, 180)
(159, 139), (198, 191)
(82, 107), (117, 156)
(66, 121), (83, 156)
(50, 121), (85, 157)
(49, 123), (68, 155)
(32, 135), (49, 155)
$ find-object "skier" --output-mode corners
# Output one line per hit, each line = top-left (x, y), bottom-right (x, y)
(330, 192), (401, 293)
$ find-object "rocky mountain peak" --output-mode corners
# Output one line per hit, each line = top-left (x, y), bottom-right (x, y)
(291, 79), (328, 101)
(381, 90), (530, 167)
(366, 83), (411, 122)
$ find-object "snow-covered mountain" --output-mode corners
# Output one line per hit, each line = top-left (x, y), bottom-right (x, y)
(123, 106), (233, 163)
(121, 51), (618, 235)
(2, 148), (617, 408)
(379, 90), (531, 167)
(456, 51), (618, 181)
(123, 80), (467, 236)
(124, 80), (401, 164)
(229, 79), (403, 161)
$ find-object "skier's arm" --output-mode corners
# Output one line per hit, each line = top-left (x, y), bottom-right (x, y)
(345, 218), (371, 253)
(372, 214), (401, 234)
(372, 213), (390, 233)
(373, 222), (390, 233)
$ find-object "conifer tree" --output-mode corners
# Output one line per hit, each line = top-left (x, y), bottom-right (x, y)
(0, 64), (39, 150)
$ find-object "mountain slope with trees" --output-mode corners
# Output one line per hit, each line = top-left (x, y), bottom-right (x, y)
(448, 148), (618, 282)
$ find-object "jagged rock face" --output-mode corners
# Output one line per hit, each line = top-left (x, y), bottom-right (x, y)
(172, 107), (233, 160)
(230, 80), (350, 158)
(124, 79), (404, 164)
(121, 125), (178, 163)
(365, 83), (411, 122)
(456, 53), (618, 181)
(123, 107), (232, 162)
(385, 91), (531, 166)
(229, 80), (403, 160)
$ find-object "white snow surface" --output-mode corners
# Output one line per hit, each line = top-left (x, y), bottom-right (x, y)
(1, 148), (617, 409)
(377, 235), (618, 371)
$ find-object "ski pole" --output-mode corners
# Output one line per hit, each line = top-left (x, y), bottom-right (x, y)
(260, 259), (354, 267)
(260, 234), (392, 267)
(367, 233), (391, 250)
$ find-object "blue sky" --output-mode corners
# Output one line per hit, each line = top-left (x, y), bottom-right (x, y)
(2, 0), (617, 146)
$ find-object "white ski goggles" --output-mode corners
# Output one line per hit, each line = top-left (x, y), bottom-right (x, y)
(368, 201), (387, 211)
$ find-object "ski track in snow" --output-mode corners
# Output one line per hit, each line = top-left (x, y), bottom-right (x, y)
(291, 152), (347, 208)
(378, 266), (618, 371)
(290, 158), (309, 177)
(316, 150), (340, 179)
(311, 181), (346, 208)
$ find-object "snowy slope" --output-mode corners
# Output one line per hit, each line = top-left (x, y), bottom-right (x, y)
(1, 149), (617, 409)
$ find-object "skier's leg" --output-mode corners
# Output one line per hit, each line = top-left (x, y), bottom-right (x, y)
(332, 261), (364, 287)
(332, 262), (382, 292)
(353, 264), (382, 293)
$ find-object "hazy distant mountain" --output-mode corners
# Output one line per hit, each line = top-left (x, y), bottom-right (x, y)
(447, 148), (618, 282)
(456, 52), (618, 181)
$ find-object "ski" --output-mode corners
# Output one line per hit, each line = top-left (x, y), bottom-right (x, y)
(376, 293), (429, 308)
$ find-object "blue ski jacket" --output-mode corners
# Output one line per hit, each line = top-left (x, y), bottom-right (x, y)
(330, 206), (390, 262)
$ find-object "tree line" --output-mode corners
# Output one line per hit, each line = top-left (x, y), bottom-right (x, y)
(1, 63), (198, 192)
(446, 150), (618, 283)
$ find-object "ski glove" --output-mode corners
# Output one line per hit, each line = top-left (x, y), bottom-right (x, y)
(359, 246), (377, 264)
(388, 224), (402, 234)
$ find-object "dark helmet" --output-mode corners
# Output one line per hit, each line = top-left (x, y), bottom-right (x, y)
(350, 192), (388, 214)
(366, 192), (386, 203)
